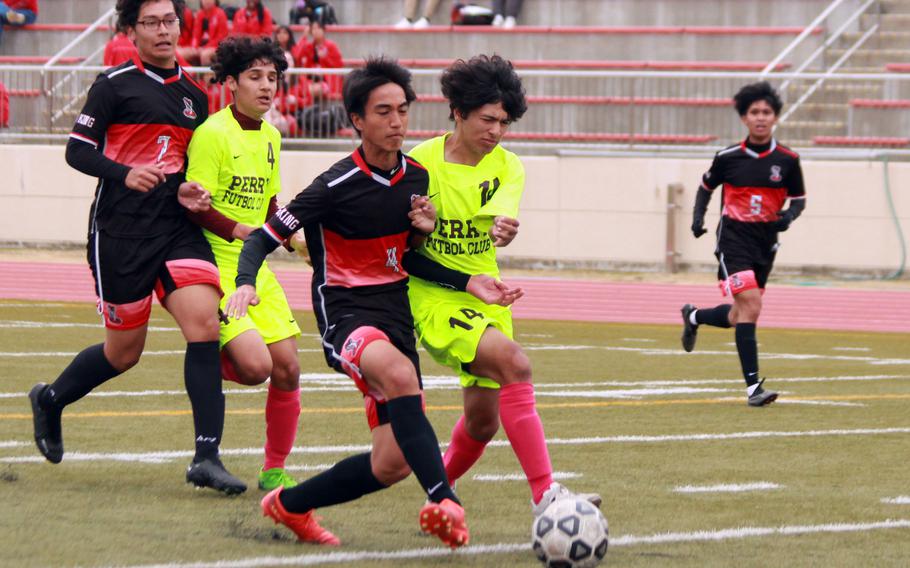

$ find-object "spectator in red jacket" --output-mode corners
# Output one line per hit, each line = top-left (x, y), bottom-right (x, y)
(232, 0), (273, 37)
(178, 4), (194, 47)
(179, 0), (228, 65)
(0, 0), (38, 44)
(103, 27), (138, 67)
(0, 80), (9, 128)
(292, 16), (342, 100)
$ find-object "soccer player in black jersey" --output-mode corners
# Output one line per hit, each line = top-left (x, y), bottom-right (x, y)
(27, 0), (246, 494)
(226, 57), (475, 548)
(681, 82), (806, 407)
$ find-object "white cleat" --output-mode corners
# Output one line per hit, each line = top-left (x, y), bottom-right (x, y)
(532, 482), (603, 517)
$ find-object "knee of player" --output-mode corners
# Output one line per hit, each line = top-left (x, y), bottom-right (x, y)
(502, 342), (532, 383)
(270, 358), (300, 389)
(109, 350), (142, 372)
(372, 455), (411, 486)
(238, 358), (272, 384)
(377, 362), (420, 398)
(466, 415), (499, 443)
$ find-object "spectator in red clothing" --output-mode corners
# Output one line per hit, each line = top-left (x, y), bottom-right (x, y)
(103, 27), (138, 67)
(232, 0), (273, 37)
(0, 0), (38, 44)
(0, 80), (9, 128)
(292, 16), (342, 101)
(272, 24), (295, 55)
(179, 0), (228, 65)
(178, 4), (194, 48)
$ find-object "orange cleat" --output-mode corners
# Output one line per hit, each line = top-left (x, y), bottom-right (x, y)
(419, 498), (470, 549)
(261, 488), (341, 546)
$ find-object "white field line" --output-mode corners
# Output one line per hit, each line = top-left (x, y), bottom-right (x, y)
(517, 333), (553, 338)
(472, 471), (581, 482)
(776, 400), (865, 407)
(536, 387), (737, 399)
(0, 320), (180, 331)
(881, 496), (910, 505)
(0, 303), (67, 307)
(832, 347), (872, 352)
(0, 441), (28, 449)
(109, 519), (910, 568)
(284, 464), (334, 473)
(0, 349), (325, 358)
(673, 482), (782, 494)
(621, 338), (658, 343)
(3, 427), (909, 465)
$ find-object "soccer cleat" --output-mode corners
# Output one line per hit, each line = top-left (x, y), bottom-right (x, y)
(28, 383), (63, 464)
(680, 304), (699, 352)
(186, 457), (247, 495)
(258, 467), (298, 491)
(393, 17), (412, 28)
(419, 498), (469, 549)
(261, 487), (341, 545)
(412, 17), (430, 28)
(532, 482), (603, 517)
(748, 379), (778, 407)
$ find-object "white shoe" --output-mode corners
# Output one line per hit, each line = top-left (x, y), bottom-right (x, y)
(491, 14), (504, 27)
(413, 17), (430, 28)
(503, 16), (516, 29)
(394, 17), (412, 29)
(531, 482), (603, 517)
(6, 10), (26, 24)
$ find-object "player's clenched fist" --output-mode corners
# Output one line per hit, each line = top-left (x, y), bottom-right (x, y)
(408, 195), (436, 235)
(225, 284), (260, 319)
(177, 181), (211, 212)
(125, 165), (166, 192)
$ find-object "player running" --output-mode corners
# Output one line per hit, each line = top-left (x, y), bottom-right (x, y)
(28, 0), (245, 494)
(680, 81), (807, 407)
(404, 54), (601, 517)
(182, 35), (303, 491)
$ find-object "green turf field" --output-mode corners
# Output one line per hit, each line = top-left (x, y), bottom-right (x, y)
(1, 300), (908, 567)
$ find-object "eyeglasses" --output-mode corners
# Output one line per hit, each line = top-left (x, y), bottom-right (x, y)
(135, 17), (179, 31)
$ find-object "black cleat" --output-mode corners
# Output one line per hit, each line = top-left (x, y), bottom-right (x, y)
(681, 304), (699, 352)
(186, 457), (247, 495)
(28, 383), (63, 464)
(748, 379), (778, 407)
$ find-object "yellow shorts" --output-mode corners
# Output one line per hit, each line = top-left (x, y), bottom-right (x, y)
(408, 277), (513, 389)
(218, 261), (300, 348)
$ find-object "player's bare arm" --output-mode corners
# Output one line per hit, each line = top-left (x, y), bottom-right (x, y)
(177, 181), (211, 212)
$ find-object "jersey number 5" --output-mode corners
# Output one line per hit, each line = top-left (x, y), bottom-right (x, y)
(750, 194), (763, 216)
(449, 307), (484, 331)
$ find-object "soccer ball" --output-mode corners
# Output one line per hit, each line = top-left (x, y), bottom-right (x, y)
(531, 497), (609, 568)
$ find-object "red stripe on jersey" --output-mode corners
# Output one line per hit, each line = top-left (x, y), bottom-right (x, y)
(322, 227), (410, 287)
(262, 223), (284, 244)
(103, 123), (193, 173)
(722, 184), (788, 223)
(739, 140), (774, 158)
(389, 164), (405, 186)
(351, 150), (372, 176)
(775, 145), (799, 159)
(405, 157), (426, 170)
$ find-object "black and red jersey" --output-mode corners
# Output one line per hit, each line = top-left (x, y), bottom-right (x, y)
(68, 57), (208, 237)
(701, 138), (805, 224)
(262, 147), (429, 344)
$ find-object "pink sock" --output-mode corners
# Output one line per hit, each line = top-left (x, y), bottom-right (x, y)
(443, 414), (488, 484)
(263, 384), (300, 470)
(499, 382), (553, 504)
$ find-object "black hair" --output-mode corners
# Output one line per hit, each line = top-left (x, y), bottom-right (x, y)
(116, 0), (186, 31)
(343, 56), (416, 134)
(440, 54), (527, 122)
(733, 81), (783, 116)
(248, 0), (265, 24)
(273, 24), (296, 50)
(210, 36), (288, 84)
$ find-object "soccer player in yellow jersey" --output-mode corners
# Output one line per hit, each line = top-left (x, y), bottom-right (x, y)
(407, 55), (601, 517)
(183, 36), (306, 492)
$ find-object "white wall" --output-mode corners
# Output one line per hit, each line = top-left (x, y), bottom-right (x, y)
(2, 144), (907, 273)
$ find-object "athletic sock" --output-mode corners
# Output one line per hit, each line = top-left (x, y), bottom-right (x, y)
(184, 341), (224, 461)
(695, 304), (733, 328)
(278, 452), (385, 513)
(42, 343), (121, 408)
(387, 394), (459, 504)
(443, 414), (488, 485)
(263, 384), (301, 470)
(735, 323), (760, 388)
(499, 382), (553, 504)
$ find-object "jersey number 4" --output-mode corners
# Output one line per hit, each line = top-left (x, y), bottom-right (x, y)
(449, 307), (484, 331)
(267, 142), (275, 168)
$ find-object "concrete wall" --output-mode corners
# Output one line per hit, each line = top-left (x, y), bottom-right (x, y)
(2, 144), (907, 273)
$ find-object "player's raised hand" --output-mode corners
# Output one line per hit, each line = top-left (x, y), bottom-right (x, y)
(490, 216), (520, 247)
(466, 274), (524, 306)
(125, 165), (166, 192)
(225, 284), (260, 319)
(409, 195), (436, 236)
(289, 232), (312, 266)
(177, 181), (211, 212)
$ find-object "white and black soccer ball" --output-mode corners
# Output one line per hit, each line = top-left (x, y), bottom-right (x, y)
(531, 497), (609, 568)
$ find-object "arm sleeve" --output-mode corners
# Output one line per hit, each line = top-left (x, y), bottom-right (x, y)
(402, 250), (471, 291)
(187, 207), (237, 241)
(693, 186), (713, 218)
(700, 152), (724, 191)
(786, 196), (806, 220)
(235, 229), (280, 287)
(477, 153), (524, 219)
(65, 76), (131, 183)
(785, 158), (806, 198)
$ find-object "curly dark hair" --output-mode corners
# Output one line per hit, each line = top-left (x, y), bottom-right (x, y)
(343, 56), (416, 134)
(440, 54), (527, 122)
(210, 36), (289, 84)
(116, 0), (186, 31)
(733, 81), (783, 116)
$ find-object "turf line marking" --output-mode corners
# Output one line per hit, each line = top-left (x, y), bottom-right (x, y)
(0, 349), (325, 358)
(0, 441), (27, 449)
(621, 338), (658, 343)
(110, 519), (910, 568)
(673, 482), (782, 494)
(0, 303), (66, 307)
(4, 427), (909, 465)
(283, 464), (334, 472)
(0, 320), (180, 331)
(832, 347), (871, 352)
(776, 400), (865, 407)
(473, 471), (581, 482)
(881, 496), (910, 505)
(536, 387), (737, 399)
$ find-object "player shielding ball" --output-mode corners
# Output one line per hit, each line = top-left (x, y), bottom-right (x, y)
(680, 81), (807, 406)
(183, 35), (304, 491)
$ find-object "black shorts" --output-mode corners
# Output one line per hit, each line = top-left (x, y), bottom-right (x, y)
(715, 218), (778, 292)
(87, 223), (220, 329)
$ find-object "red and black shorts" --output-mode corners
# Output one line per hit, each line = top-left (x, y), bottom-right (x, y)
(88, 224), (220, 330)
(715, 217), (778, 296)
(324, 316), (423, 430)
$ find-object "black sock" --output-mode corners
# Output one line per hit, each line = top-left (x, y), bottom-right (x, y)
(279, 452), (385, 513)
(387, 395), (459, 505)
(184, 341), (223, 461)
(735, 323), (759, 387)
(43, 343), (121, 409)
(695, 304), (733, 328)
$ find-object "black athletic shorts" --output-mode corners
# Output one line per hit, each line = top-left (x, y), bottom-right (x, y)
(715, 217), (778, 292)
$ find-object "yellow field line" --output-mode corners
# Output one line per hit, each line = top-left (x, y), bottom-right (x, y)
(1, 393), (909, 420)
